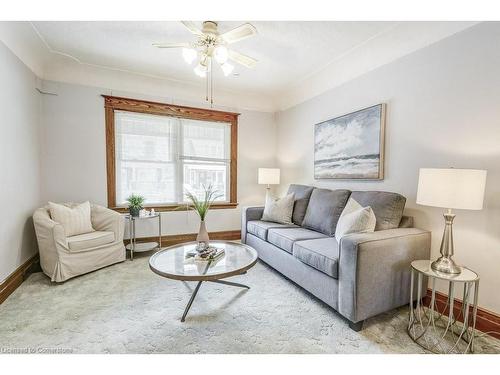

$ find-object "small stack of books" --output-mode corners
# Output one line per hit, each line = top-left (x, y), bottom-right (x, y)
(186, 246), (225, 262)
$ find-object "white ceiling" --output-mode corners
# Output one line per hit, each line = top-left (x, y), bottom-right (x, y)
(1, 21), (478, 111)
(32, 21), (398, 93)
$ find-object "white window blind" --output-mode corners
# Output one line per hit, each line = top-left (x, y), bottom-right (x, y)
(115, 110), (231, 205)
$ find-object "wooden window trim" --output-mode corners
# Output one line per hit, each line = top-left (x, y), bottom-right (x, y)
(103, 95), (239, 212)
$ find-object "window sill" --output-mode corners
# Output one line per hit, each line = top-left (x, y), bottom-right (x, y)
(112, 202), (239, 213)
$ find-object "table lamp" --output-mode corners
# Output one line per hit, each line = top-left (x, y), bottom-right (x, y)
(416, 168), (487, 274)
(258, 168), (280, 190)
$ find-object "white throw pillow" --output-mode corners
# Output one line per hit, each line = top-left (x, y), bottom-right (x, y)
(48, 201), (94, 237)
(261, 193), (295, 225)
(335, 198), (376, 241)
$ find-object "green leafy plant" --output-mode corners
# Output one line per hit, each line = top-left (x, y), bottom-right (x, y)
(185, 185), (223, 221)
(126, 194), (145, 210)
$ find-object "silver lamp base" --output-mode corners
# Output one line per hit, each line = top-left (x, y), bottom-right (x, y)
(431, 256), (461, 274)
(432, 210), (462, 275)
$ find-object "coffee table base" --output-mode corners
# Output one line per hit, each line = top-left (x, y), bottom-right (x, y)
(181, 276), (250, 322)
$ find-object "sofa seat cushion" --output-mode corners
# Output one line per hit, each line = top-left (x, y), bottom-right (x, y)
(293, 238), (340, 278)
(67, 230), (115, 252)
(247, 220), (296, 241)
(267, 227), (327, 253)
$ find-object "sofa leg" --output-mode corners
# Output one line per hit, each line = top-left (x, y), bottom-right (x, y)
(348, 320), (364, 332)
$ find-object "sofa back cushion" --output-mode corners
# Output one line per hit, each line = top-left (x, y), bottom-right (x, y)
(350, 191), (406, 231)
(287, 184), (314, 225)
(302, 188), (351, 236)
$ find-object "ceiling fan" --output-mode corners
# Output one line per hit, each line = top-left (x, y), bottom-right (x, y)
(153, 21), (258, 78)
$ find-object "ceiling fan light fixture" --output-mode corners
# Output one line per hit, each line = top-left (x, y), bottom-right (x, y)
(214, 45), (229, 64)
(194, 62), (208, 77)
(182, 47), (197, 65)
(220, 62), (234, 77)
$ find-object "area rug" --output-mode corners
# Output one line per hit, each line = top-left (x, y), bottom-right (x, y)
(1, 254), (499, 354)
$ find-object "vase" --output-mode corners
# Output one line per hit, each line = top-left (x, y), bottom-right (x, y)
(129, 207), (140, 217)
(196, 220), (210, 251)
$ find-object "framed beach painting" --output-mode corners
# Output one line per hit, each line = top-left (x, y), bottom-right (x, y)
(314, 103), (386, 180)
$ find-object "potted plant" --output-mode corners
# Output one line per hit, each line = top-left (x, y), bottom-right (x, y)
(126, 194), (145, 217)
(185, 185), (222, 251)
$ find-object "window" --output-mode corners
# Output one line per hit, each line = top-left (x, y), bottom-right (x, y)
(104, 96), (238, 211)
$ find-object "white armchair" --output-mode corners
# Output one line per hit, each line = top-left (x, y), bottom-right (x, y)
(33, 203), (125, 282)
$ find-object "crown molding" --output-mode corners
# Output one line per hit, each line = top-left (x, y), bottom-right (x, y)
(42, 53), (277, 112)
(0, 21), (479, 113)
(0, 21), (51, 77)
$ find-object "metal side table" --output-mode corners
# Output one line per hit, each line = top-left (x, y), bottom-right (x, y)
(125, 213), (161, 261)
(408, 260), (479, 354)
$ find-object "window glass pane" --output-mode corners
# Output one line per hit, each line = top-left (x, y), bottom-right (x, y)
(182, 161), (228, 202)
(114, 111), (231, 205)
(115, 111), (178, 205)
(182, 119), (230, 160)
(119, 161), (176, 204)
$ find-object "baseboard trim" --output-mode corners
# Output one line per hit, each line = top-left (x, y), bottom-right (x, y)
(0, 254), (39, 305)
(124, 230), (241, 247)
(423, 288), (500, 339)
(123, 230), (241, 247)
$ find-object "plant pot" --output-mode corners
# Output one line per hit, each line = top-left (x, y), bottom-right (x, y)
(129, 207), (140, 217)
(196, 220), (210, 251)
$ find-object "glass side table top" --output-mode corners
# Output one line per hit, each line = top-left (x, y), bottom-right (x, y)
(149, 241), (258, 281)
(411, 260), (479, 282)
(124, 213), (160, 220)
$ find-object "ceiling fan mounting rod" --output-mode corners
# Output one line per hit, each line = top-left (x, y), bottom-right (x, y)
(202, 21), (218, 36)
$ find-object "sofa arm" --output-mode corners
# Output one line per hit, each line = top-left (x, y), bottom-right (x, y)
(338, 228), (431, 323)
(241, 206), (264, 243)
(91, 204), (125, 242)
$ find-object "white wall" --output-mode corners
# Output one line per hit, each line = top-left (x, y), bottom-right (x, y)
(40, 81), (277, 238)
(275, 22), (500, 313)
(0, 42), (41, 281)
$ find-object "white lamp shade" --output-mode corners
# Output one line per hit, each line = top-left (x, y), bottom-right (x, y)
(416, 168), (487, 210)
(258, 168), (280, 185)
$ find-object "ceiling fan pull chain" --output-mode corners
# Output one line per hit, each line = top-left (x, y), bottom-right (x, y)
(210, 58), (214, 108)
(205, 69), (209, 102)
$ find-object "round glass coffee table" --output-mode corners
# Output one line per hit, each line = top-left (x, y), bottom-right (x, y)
(149, 241), (258, 322)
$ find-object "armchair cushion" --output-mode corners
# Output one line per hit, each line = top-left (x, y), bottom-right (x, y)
(67, 231), (115, 252)
(48, 201), (94, 236)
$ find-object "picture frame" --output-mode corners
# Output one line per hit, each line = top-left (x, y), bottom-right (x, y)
(314, 103), (386, 180)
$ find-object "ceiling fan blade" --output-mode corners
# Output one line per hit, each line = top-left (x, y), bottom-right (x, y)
(152, 42), (190, 49)
(228, 50), (258, 68)
(221, 23), (257, 44)
(181, 21), (203, 36)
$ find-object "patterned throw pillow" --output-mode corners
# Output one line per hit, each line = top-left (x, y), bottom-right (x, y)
(48, 201), (94, 237)
(335, 198), (376, 241)
(261, 193), (295, 225)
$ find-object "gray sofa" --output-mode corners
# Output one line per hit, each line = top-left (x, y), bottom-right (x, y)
(241, 184), (430, 331)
